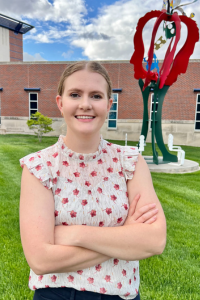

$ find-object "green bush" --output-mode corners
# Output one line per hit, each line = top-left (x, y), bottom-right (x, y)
(27, 112), (54, 142)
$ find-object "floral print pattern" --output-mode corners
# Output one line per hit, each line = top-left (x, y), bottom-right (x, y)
(20, 135), (139, 299)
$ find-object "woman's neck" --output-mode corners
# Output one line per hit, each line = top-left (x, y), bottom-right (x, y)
(63, 132), (101, 154)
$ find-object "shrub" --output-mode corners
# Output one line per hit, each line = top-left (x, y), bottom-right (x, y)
(27, 112), (54, 142)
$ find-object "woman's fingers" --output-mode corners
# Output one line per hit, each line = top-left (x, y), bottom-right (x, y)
(128, 194), (140, 216)
(135, 208), (158, 224)
(144, 215), (157, 224)
(133, 203), (156, 221)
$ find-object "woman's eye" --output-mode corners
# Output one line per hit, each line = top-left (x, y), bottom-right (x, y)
(70, 93), (79, 98)
(92, 94), (102, 99)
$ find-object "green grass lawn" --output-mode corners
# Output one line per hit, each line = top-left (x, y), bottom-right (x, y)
(0, 134), (199, 300)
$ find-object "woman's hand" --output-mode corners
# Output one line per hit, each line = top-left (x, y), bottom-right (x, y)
(124, 194), (158, 226)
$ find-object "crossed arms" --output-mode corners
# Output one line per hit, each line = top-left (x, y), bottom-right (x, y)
(20, 154), (166, 275)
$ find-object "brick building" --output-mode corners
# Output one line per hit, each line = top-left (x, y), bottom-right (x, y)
(0, 14), (199, 146)
(0, 60), (199, 146)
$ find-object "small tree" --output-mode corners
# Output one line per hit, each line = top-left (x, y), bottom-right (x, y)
(27, 112), (54, 142)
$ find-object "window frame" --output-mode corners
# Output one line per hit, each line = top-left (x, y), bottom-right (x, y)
(107, 93), (118, 130)
(195, 94), (200, 131)
(29, 92), (38, 119)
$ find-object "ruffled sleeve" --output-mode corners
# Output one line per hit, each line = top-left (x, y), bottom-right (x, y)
(19, 152), (53, 189)
(122, 146), (139, 180)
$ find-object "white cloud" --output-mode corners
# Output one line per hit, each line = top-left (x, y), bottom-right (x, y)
(23, 52), (47, 61)
(62, 50), (74, 59)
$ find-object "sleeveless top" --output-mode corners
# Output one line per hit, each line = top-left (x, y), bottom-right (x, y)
(20, 135), (139, 299)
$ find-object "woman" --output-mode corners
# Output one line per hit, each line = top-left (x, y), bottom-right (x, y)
(20, 61), (166, 300)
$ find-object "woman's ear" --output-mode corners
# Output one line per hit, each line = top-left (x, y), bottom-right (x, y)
(56, 95), (63, 114)
(107, 98), (113, 112)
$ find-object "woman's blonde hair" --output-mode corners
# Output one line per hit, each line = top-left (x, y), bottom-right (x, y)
(57, 61), (112, 99)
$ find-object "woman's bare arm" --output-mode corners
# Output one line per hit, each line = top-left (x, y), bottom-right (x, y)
(59, 155), (166, 260)
(20, 165), (110, 275)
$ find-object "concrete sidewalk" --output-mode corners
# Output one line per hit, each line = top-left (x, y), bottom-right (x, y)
(144, 157), (199, 174)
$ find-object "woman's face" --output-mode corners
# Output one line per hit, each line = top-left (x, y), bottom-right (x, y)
(56, 69), (113, 137)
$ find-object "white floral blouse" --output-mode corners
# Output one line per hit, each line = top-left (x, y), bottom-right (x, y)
(20, 135), (139, 299)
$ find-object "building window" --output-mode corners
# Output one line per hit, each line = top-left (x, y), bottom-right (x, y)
(29, 93), (38, 118)
(195, 94), (200, 130)
(149, 93), (158, 129)
(108, 93), (118, 129)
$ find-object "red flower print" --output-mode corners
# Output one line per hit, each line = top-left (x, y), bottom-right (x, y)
(35, 165), (42, 171)
(33, 286), (37, 290)
(73, 189), (79, 196)
(122, 204), (128, 210)
(118, 171), (124, 177)
(104, 208), (112, 215)
(89, 210), (96, 217)
(122, 269), (127, 277)
(67, 275), (74, 283)
(96, 198), (99, 204)
(126, 192), (128, 198)
(63, 161), (69, 167)
(29, 276), (31, 281)
(85, 181), (91, 187)
(129, 279), (131, 285)
(61, 144), (65, 150)
(47, 161), (52, 166)
(93, 155), (96, 159)
(77, 270), (83, 275)
(38, 275), (43, 282)
(113, 259), (119, 266)
(87, 277), (94, 284)
(98, 159), (103, 164)
(62, 222), (68, 226)
(112, 157), (118, 163)
(52, 177), (57, 184)
(45, 285), (49, 288)
(126, 261), (129, 264)
(104, 177), (108, 181)
(124, 292), (130, 297)
(55, 188), (61, 195)
(117, 282), (122, 289)
(91, 170), (97, 177)
(62, 198), (68, 204)
(80, 162), (86, 168)
(102, 148), (107, 153)
(97, 187), (103, 194)
(80, 288), (86, 291)
(116, 217), (123, 224)
(100, 288), (106, 294)
(81, 200), (88, 207)
(73, 172), (80, 177)
(53, 152), (58, 158)
(117, 148), (121, 153)
(133, 268), (136, 274)
(29, 157), (34, 161)
(88, 190), (92, 195)
(111, 195), (117, 203)
(107, 167), (113, 173)
(130, 147), (135, 150)
(79, 155), (84, 160)
(107, 142), (112, 146)
(51, 275), (57, 282)
(114, 184), (120, 190)
(135, 289), (138, 294)
(95, 264), (102, 272)
(56, 170), (60, 176)
(104, 275), (111, 282)
(68, 210), (77, 218)
(69, 153), (73, 157)
(134, 276), (136, 281)
(99, 221), (104, 227)
(54, 210), (59, 217)
(67, 179), (72, 183)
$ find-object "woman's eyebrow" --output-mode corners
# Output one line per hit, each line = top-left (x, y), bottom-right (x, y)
(67, 88), (105, 95)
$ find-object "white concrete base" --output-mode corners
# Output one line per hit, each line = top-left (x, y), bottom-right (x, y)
(1, 117), (200, 147)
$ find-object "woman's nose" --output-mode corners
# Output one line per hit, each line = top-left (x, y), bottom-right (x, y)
(79, 96), (92, 110)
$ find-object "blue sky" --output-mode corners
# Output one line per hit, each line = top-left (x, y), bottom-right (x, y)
(0, 0), (199, 61)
